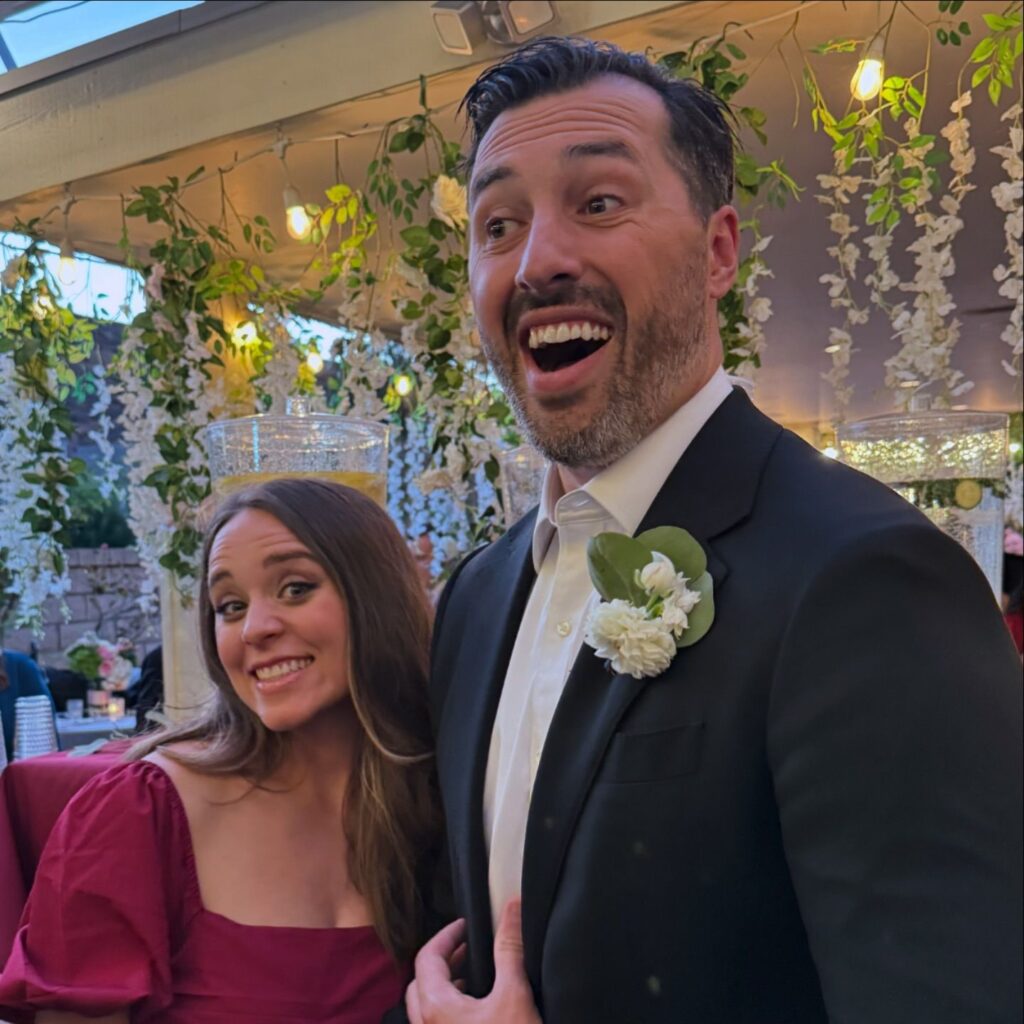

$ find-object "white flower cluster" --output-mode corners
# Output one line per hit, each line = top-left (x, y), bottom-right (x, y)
(253, 306), (304, 413)
(991, 103), (1023, 377)
(725, 233), (774, 382)
(0, 353), (71, 631)
(817, 169), (869, 409)
(430, 175), (468, 231)
(884, 103), (975, 407)
(113, 265), (225, 607)
(86, 362), (116, 500)
(584, 552), (701, 679)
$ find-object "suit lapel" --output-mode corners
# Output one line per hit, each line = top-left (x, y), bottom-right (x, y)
(520, 389), (781, 988)
(436, 512), (537, 993)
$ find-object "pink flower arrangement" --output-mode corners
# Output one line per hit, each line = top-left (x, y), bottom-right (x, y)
(64, 633), (137, 691)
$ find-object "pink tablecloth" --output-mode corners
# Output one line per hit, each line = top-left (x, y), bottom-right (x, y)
(0, 743), (128, 961)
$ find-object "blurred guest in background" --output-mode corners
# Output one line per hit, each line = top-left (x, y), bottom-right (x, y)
(0, 479), (444, 1024)
(0, 649), (54, 763)
(126, 644), (165, 734)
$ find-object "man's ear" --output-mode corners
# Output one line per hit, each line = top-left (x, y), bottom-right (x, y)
(706, 205), (740, 300)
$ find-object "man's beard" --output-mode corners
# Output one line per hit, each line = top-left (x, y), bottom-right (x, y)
(482, 254), (707, 470)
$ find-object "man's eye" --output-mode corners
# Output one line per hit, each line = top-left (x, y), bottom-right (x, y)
(486, 218), (512, 240)
(584, 195), (622, 215)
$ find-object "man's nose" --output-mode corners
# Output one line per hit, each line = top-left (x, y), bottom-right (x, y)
(241, 599), (283, 644)
(514, 212), (584, 294)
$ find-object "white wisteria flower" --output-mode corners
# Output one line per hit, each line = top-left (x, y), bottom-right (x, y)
(430, 174), (468, 230)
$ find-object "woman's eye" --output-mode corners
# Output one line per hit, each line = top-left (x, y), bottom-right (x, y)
(283, 581), (316, 600)
(214, 599), (245, 618)
(584, 195), (622, 215)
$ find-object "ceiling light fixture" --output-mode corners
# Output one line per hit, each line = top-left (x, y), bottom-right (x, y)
(429, 0), (557, 55)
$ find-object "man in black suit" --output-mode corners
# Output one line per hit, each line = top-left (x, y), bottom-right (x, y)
(404, 37), (1022, 1024)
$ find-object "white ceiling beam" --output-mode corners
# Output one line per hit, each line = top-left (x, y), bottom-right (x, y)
(0, 0), (688, 203)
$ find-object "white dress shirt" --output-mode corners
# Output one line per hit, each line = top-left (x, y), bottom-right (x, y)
(482, 367), (733, 926)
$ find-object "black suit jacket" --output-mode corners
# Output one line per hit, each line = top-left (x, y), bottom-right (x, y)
(429, 390), (1023, 1024)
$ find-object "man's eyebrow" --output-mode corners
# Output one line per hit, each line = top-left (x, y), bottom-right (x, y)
(563, 139), (638, 163)
(208, 550), (317, 589)
(470, 165), (516, 205)
(471, 140), (638, 205)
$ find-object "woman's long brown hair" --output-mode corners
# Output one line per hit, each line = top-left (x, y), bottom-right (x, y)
(130, 478), (439, 961)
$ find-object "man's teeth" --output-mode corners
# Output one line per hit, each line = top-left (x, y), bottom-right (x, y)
(527, 322), (612, 348)
(254, 657), (312, 681)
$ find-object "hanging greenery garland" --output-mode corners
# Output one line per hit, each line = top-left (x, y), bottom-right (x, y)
(0, 227), (97, 629)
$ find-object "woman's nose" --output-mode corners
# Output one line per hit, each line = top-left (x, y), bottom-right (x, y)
(241, 600), (283, 644)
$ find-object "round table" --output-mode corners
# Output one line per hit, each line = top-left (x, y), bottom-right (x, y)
(55, 713), (136, 750)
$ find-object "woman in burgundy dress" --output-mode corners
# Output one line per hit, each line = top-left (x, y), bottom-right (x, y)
(0, 478), (442, 1023)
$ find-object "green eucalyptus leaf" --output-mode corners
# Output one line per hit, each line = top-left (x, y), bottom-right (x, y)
(635, 526), (707, 579)
(677, 572), (715, 648)
(586, 533), (650, 602)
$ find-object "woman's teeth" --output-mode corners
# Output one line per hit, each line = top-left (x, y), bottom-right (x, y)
(254, 657), (312, 681)
(527, 322), (611, 348)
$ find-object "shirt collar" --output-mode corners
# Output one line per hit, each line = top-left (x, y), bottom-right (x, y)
(531, 367), (734, 570)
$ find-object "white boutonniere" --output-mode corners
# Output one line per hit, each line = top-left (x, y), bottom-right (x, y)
(583, 527), (715, 679)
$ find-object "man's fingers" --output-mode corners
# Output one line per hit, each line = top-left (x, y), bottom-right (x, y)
(493, 898), (528, 981)
(405, 978), (422, 1024)
(449, 940), (468, 977)
(416, 917), (467, 970)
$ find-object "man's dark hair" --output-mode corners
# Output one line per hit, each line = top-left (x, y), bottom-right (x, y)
(460, 35), (736, 221)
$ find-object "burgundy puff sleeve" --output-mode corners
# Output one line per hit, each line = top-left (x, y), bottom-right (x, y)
(0, 761), (195, 1022)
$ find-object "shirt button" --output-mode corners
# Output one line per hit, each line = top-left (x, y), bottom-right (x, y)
(556, 620), (571, 637)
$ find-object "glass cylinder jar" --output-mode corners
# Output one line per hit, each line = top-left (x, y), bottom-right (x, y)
(498, 444), (547, 527)
(838, 410), (1009, 597)
(199, 399), (389, 506)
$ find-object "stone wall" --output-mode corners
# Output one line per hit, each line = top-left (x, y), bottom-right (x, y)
(1, 549), (162, 667)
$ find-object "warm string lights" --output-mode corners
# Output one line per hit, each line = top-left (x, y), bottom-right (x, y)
(851, 29), (885, 101)
(57, 186), (77, 285)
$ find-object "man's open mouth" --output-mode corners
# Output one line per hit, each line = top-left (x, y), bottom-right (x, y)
(523, 320), (612, 373)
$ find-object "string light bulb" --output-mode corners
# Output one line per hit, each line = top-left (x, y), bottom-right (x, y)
(851, 30), (885, 101)
(58, 237), (77, 286)
(231, 320), (258, 346)
(394, 373), (413, 397)
(306, 351), (324, 373)
(57, 186), (78, 286)
(283, 185), (312, 241)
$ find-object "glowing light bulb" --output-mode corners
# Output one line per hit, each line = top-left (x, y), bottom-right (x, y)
(306, 351), (324, 373)
(283, 186), (312, 240)
(232, 320), (258, 346)
(1010, 442), (1022, 455)
(31, 293), (54, 318)
(851, 32), (885, 101)
(394, 373), (413, 397)
(58, 239), (77, 286)
(822, 446), (839, 460)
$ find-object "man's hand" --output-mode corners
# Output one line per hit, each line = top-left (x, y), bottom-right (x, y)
(406, 898), (541, 1024)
